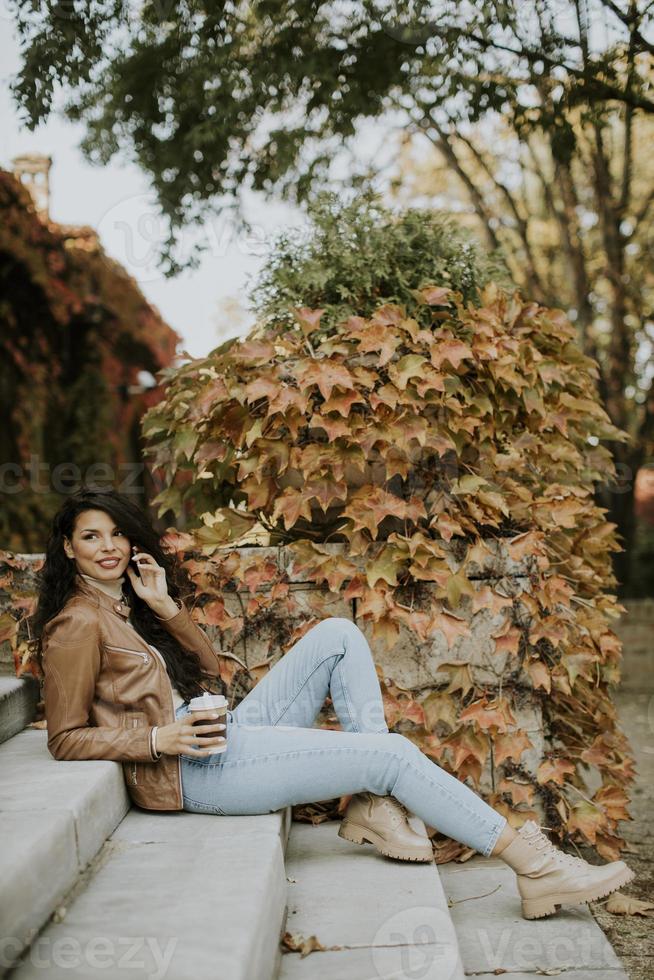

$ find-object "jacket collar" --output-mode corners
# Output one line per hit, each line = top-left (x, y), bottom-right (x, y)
(73, 572), (132, 620)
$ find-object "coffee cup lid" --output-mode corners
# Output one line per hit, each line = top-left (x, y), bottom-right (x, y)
(189, 692), (228, 709)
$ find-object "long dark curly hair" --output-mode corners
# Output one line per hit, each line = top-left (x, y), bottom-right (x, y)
(30, 485), (217, 702)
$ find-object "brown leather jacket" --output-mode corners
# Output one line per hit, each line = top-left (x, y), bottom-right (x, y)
(42, 573), (224, 811)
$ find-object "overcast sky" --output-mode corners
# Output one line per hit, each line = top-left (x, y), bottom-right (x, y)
(0, 15), (304, 359)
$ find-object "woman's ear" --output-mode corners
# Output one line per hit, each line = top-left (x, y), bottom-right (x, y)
(63, 537), (74, 560)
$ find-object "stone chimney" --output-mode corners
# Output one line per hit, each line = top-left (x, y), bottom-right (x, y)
(10, 153), (53, 221)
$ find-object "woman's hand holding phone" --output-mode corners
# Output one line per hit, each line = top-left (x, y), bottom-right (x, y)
(126, 546), (178, 618)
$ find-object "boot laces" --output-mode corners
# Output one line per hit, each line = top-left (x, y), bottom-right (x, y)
(383, 798), (412, 823)
(521, 822), (585, 871)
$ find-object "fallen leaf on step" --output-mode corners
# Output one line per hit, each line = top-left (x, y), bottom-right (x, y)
(286, 876), (297, 883)
(27, 720), (47, 729)
(429, 834), (470, 864)
(535, 970), (563, 976)
(604, 892), (654, 916)
(281, 932), (327, 957)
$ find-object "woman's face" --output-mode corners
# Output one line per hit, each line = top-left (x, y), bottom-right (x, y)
(63, 508), (131, 580)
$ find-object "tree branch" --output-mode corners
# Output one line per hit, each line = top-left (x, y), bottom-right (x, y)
(442, 25), (654, 112)
(591, 123), (631, 430)
(600, 0), (654, 54)
(618, 2), (636, 215)
(637, 370), (654, 448)
(453, 130), (547, 302)
(632, 186), (654, 232)
(415, 115), (502, 254)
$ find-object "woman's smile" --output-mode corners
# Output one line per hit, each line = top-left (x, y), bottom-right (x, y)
(96, 557), (122, 570)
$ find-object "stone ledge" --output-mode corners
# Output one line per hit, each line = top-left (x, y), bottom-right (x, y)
(279, 817), (465, 980)
(10, 807), (292, 980)
(0, 731), (130, 974)
(0, 675), (40, 744)
(0, 811), (78, 975)
(0, 731), (129, 868)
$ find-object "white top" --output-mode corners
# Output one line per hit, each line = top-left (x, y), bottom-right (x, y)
(80, 572), (186, 711)
(127, 621), (186, 713)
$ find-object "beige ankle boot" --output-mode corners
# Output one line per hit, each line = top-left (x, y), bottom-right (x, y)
(498, 820), (634, 919)
(338, 792), (434, 862)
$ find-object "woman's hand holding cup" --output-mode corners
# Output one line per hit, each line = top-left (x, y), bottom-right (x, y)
(156, 693), (229, 757)
(155, 710), (227, 757)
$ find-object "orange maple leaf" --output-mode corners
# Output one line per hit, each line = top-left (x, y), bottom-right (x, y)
(234, 339), (276, 364)
(430, 611), (470, 650)
(369, 384), (400, 411)
(593, 785), (631, 822)
(272, 489), (313, 530)
(308, 414), (351, 440)
(430, 339), (474, 371)
(349, 321), (401, 366)
(491, 730), (534, 765)
(293, 306), (325, 336)
(568, 800), (604, 845)
(444, 727), (488, 768)
(343, 487), (426, 538)
(295, 358), (356, 400)
(372, 614), (401, 649)
(304, 478), (348, 514)
(417, 285), (453, 306)
(459, 697), (517, 732)
(497, 778), (535, 806)
(536, 758), (576, 786)
(321, 390), (365, 416)
(524, 660), (552, 692)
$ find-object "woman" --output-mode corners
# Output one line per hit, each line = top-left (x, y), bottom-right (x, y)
(32, 486), (633, 921)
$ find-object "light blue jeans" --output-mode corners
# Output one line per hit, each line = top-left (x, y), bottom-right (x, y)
(177, 617), (507, 856)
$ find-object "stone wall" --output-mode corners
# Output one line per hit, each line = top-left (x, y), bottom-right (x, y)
(5, 549), (650, 802)
(3, 547), (641, 841)
(1, 546), (544, 796)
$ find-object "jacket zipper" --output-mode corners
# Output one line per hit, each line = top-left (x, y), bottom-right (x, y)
(130, 716), (139, 785)
(106, 612), (184, 806)
(145, 641), (184, 805)
(105, 644), (151, 664)
(113, 623), (184, 805)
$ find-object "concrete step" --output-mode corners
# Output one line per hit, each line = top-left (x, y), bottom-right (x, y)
(0, 729), (130, 975)
(1, 715), (292, 979)
(0, 675), (40, 745)
(439, 855), (629, 979)
(278, 815), (465, 980)
(8, 806), (291, 980)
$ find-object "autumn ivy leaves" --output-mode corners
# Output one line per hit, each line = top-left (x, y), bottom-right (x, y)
(142, 283), (633, 859)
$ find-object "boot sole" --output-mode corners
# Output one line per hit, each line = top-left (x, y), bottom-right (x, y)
(338, 820), (434, 862)
(521, 865), (635, 919)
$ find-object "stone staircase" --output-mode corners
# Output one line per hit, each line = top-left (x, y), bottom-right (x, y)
(0, 671), (464, 980)
(0, 674), (290, 979)
(0, 673), (628, 980)
(0, 675), (40, 745)
(279, 819), (464, 980)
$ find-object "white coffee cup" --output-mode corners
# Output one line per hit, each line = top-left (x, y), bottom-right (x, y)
(188, 693), (229, 752)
